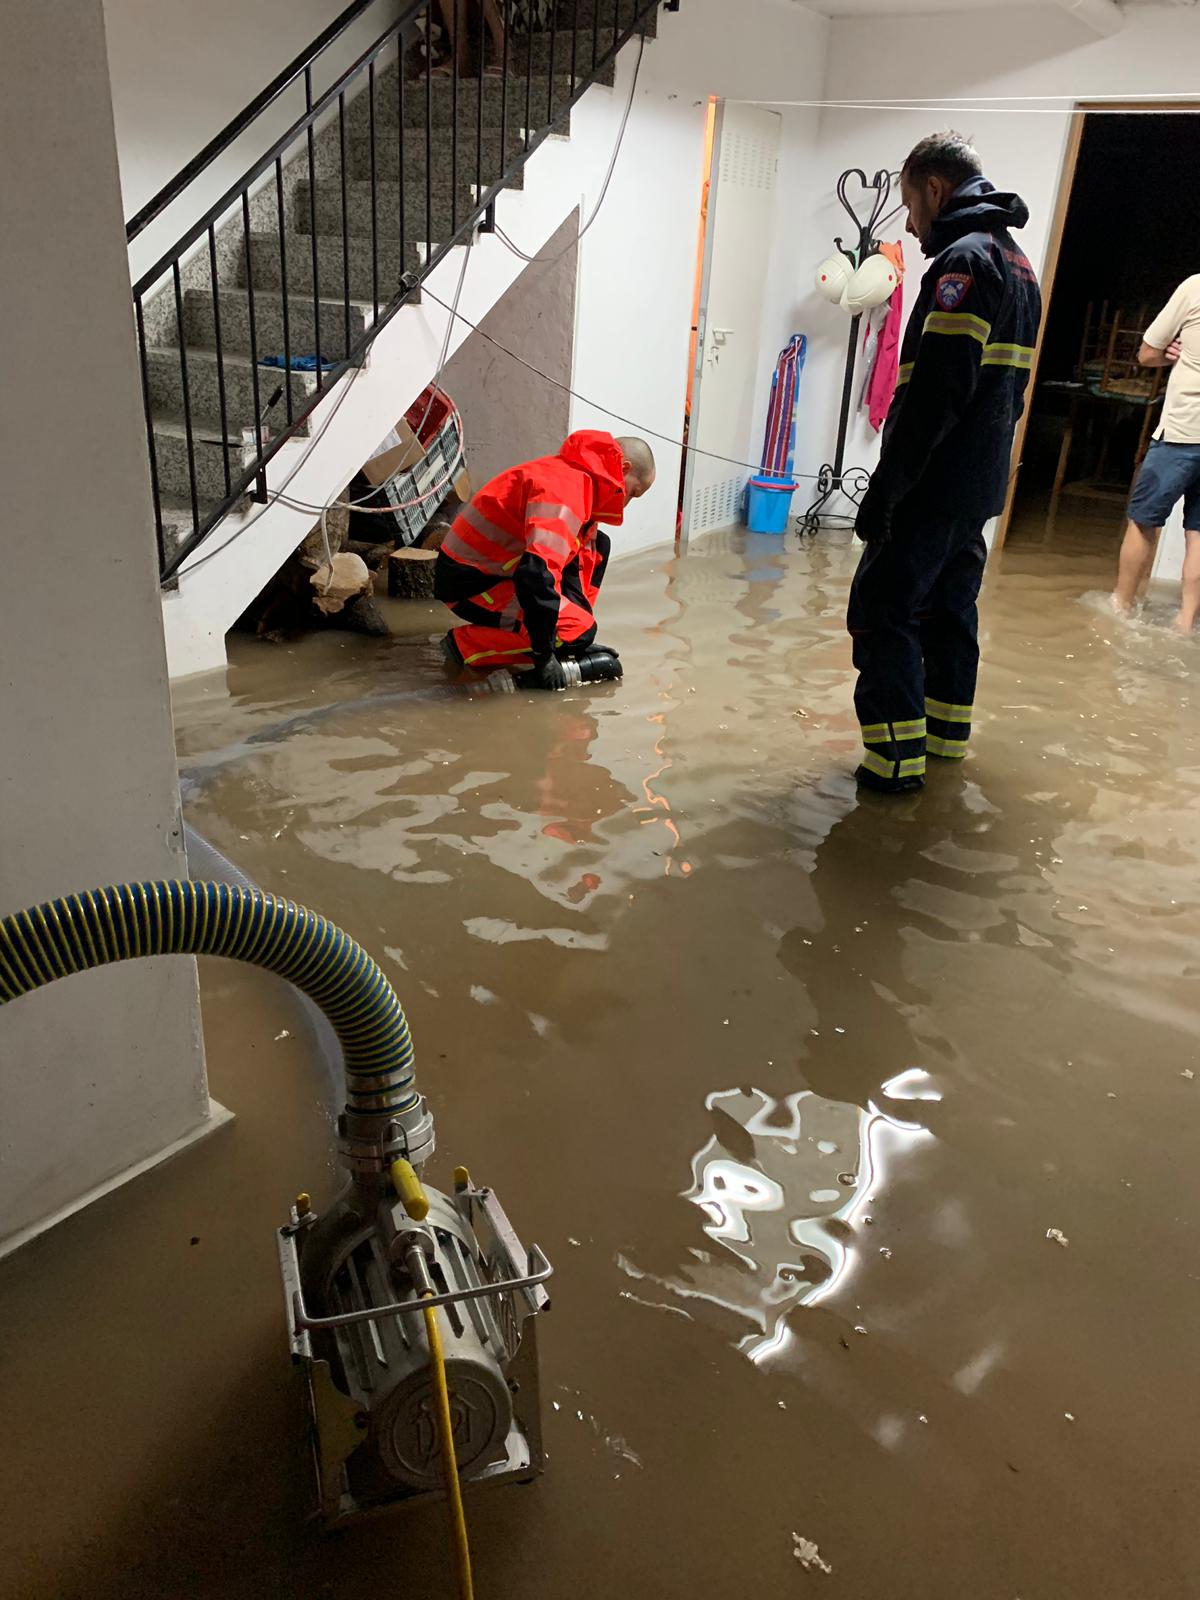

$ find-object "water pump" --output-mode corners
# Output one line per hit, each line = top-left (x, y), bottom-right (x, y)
(277, 1107), (552, 1528)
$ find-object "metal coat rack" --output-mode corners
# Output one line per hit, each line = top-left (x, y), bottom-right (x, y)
(800, 168), (902, 536)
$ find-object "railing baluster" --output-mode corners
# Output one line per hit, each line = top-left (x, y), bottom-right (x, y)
(205, 230), (234, 493)
(305, 64), (323, 393)
(425, 10), (434, 266)
(368, 59), (379, 323)
(172, 263), (200, 537)
(451, 0), (460, 235)
(242, 192), (268, 503)
(339, 91), (352, 359)
(272, 168), (293, 427)
(525, 1), (534, 152)
(476, 0), (485, 201)
(500, 0), (511, 165)
(398, 36), (408, 286)
(134, 295), (165, 573)
(547, 0), (559, 125)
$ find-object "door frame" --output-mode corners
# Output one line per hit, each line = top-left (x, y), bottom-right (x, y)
(680, 97), (728, 549)
(994, 99), (1200, 550)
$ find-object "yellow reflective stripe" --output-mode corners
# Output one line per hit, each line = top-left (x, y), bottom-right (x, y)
(897, 362), (914, 387)
(463, 646), (531, 666)
(927, 735), (968, 758)
(860, 750), (896, 780)
(926, 697), (973, 721)
(861, 719), (925, 742)
(898, 756), (927, 778)
(923, 311), (991, 345)
(981, 342), (1035, 370)
(479, 591), (493, 605)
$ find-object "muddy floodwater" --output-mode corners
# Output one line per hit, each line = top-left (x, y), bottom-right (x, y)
(2, 517), (1199, 1598)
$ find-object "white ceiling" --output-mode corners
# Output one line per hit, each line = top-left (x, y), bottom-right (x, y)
(800, 0), (1194, 12)
(799, 0), (1078, 13)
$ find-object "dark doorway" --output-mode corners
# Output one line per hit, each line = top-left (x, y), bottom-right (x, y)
(1006, 111), (1200, 568)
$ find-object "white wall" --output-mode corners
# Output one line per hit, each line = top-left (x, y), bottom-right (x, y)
(781, 4), (1200, 559)
(104, 0), (403, 282)
(567, 0), (829, 552)
(0, 1), (217, 1255)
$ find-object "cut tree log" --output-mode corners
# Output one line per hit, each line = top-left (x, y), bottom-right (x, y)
(388, 546), (439, 599)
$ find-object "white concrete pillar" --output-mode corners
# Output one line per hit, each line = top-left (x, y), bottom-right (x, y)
(0, 0), (222, 1256)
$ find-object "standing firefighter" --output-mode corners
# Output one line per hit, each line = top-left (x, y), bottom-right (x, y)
(848, 133), (1042, 793)
(436, 431), (655, 688)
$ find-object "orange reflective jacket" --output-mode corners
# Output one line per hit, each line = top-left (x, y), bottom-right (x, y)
(436, 431), (626, 658)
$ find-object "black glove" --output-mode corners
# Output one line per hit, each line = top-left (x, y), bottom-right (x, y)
(516, 655), (569, 692)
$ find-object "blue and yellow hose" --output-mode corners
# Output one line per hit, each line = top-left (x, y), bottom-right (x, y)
(0, 880), (417, 1123)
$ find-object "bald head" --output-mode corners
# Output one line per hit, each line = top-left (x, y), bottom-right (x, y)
(616, 436), (656, 502)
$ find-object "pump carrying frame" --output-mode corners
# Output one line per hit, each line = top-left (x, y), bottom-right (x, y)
(800, 167), (901, 536)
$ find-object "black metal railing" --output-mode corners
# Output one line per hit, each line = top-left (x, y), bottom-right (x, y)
(130, 0), (668, 585)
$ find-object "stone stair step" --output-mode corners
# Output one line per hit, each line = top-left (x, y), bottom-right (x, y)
(569, 0), (659, 35)
(144, 345), (317, 439)
(151, 418), (248, 505)
(183, 286), (377, 361)
(346, 71), (578, 133)
(243, 230), (422, 301)
(345, 122), (527, 184)
(293, 175), (494, 241)
(158, 494), (227, 575)
(514, 24), (621, 82)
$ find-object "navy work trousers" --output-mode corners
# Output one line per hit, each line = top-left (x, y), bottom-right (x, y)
(847, 507), (988, 783)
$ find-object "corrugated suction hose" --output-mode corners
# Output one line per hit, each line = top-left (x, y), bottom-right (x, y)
(0, 880), (417, 1125)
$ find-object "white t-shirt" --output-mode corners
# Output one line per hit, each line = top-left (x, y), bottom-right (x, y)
(1145, 275), (1200, 444)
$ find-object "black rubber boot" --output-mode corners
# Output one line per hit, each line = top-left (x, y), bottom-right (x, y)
(855, 763), (924, 795)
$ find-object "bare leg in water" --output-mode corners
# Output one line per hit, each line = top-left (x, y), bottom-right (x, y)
(1175, 527), (1200, 634)
(1113, 520), (1160, 614)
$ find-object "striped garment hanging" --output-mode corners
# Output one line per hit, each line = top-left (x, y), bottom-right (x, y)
(760, 334), (808, 478)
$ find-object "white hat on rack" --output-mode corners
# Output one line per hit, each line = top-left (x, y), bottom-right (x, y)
(814, 253), (854, 304)
(840, 253), (900, 315)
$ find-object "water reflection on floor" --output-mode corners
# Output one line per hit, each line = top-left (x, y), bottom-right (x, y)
(3, 520), (1200, 1598)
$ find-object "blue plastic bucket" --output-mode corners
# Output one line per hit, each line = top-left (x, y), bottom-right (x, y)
(745, 475), (798, 535)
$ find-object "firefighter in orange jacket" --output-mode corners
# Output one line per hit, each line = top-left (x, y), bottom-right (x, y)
(435, 431), (656, 689)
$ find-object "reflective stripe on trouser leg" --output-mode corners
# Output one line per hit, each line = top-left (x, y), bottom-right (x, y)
(925, 697), (972, 759)
(859, 718), (927, 782)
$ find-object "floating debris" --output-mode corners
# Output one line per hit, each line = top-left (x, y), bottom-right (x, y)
(1046, 1228), (1069, 1248)
(273, 1029), (291, 1042)
(792, 1535), (832, 1575)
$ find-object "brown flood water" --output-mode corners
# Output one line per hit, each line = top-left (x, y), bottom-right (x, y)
(2, 516), (1199, 1599)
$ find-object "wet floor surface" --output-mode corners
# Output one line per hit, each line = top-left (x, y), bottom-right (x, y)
(3, 516), (1199, 1598)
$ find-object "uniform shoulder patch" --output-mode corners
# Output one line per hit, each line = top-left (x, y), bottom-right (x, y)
(935, 273), (972, 311)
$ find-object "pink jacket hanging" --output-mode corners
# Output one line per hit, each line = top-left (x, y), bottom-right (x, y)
(867, 285), (903, 432)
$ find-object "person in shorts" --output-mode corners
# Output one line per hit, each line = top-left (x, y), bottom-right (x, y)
(1113, 276), (1200, 633)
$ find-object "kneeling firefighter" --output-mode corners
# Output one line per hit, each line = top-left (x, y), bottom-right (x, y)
(436, 430), (656, 688)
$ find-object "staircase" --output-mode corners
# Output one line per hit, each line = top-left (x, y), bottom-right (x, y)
(130, 0), (671, 659)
